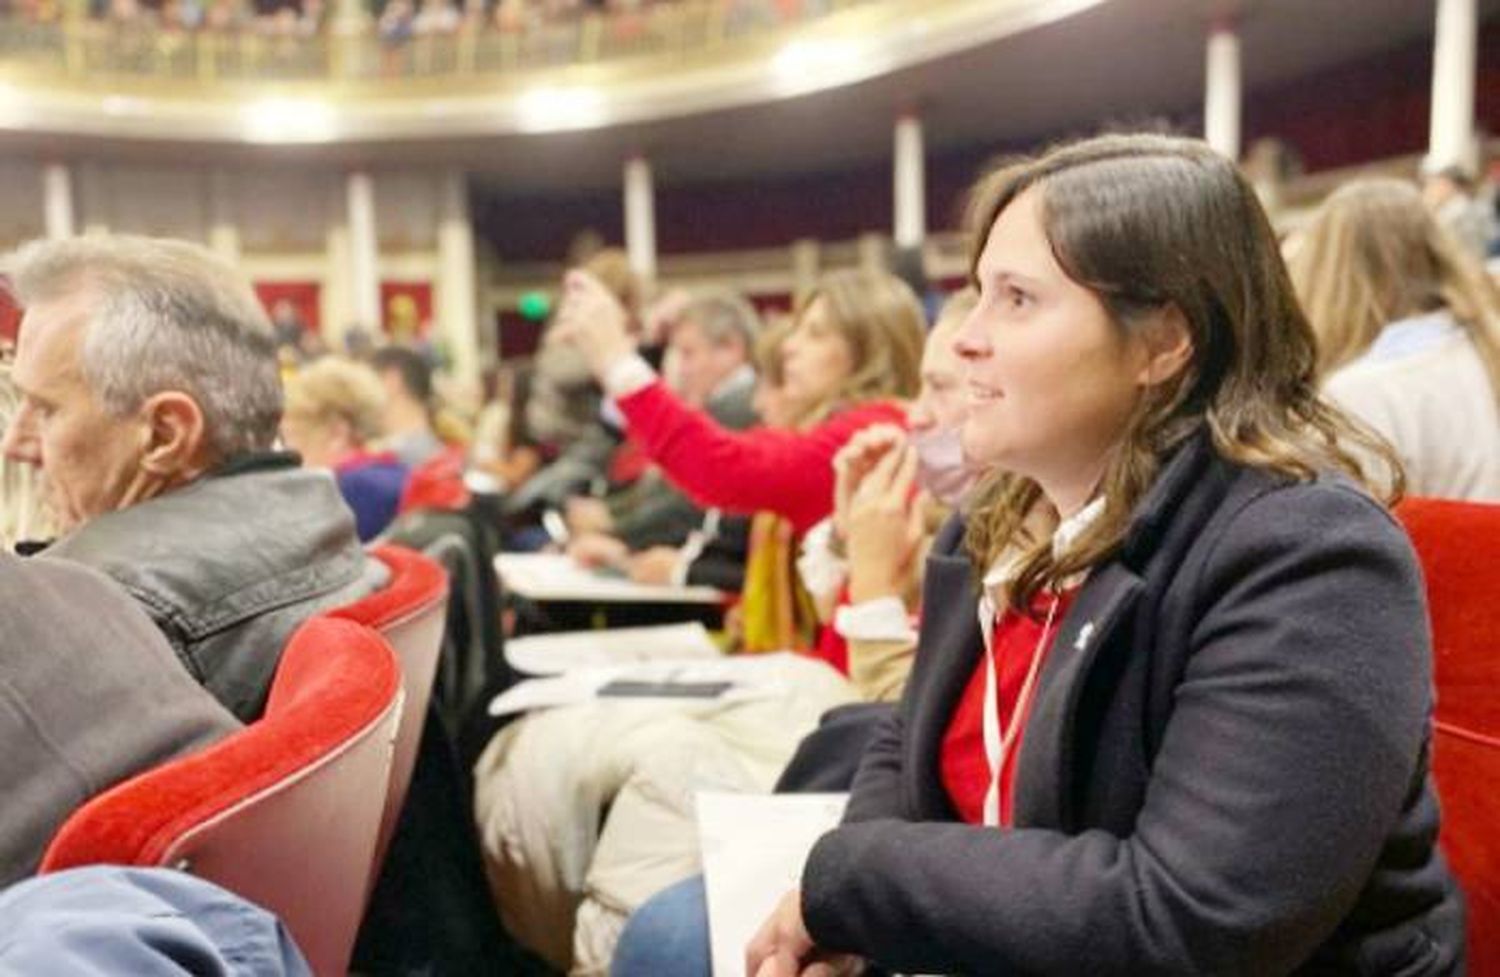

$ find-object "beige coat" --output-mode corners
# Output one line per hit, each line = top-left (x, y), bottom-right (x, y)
(1325, 322), (1499, 502)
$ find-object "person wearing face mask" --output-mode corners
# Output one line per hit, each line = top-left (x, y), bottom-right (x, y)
(605, 293), (983, 977)
(797, 289), (982, 702)
(0, 236), (383, 723)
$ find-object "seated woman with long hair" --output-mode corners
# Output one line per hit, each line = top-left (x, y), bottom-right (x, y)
(748, 134), (1463, 977)
(1288, 177), (1500, 501)
(552, 267), (925, 536)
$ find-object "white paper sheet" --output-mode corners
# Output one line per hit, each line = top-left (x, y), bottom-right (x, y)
(487, 653), (797, 717)
(504, 622), (722, 676)
(697, 791), (849, 977)
(495, 553), (724, 604)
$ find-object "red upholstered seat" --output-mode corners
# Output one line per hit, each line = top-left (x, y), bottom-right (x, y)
(40, 617), (404, 977)
(1397, 497), (1500, 974)
(329, 543), (449, 869)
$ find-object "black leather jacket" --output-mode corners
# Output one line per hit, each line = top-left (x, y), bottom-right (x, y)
(47, 454), (386, 721)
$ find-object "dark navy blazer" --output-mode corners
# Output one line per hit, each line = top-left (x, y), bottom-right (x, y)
(802, 431), (1464, 976)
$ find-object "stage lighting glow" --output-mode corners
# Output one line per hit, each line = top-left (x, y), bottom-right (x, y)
(0, 82), (21, 125)
(771, 37), (865, 81)
(242, 97), (336, 143)
(516, 86), (606, 133)
(101, 95), (147, 116)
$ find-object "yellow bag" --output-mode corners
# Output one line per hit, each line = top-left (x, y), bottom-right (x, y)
(737, 512), (819, 654)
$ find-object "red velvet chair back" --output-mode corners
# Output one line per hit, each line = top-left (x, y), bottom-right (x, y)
(40, 617), (404, 977)
(329, 543), (449, 868)
(1398, 497), (1500, 974)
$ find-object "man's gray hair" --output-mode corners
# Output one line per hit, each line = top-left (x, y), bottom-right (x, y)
(4, 234), (282, 460)
(679, 288), (761, 353)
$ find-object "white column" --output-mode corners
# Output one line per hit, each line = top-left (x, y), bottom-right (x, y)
(79, 163), (109, 237)
(207, 170), (241, 264)
(857, 232), (888, 274)
(323, 216), (352, 352)
(438, 170), (480, 387)
(333, 0), (365, 30)
(623, 154), (657, 285)
(42, 163), (75, 240)
(1204, 20), (1242, 161)
(791, 237), (820, 301)
(1427, 0), (1478, 172)
(893, 113), (926, 250)
(346, 171), (381, 333)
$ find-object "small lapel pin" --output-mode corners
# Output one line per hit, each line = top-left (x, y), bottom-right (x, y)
(1073, 622), (1095, 652)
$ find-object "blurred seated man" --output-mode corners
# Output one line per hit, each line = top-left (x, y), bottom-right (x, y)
(282, 356), (409, 542)
(0, 553), (237, 886)
(500, 249), (643, 522)
(566, 288), (760, 564)
(1, 235), (384, 721)
(371, 345), (445, 468)
(1422, 164), (1498, 260)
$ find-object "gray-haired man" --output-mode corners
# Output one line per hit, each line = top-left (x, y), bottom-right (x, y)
(1, 235), (384, 721)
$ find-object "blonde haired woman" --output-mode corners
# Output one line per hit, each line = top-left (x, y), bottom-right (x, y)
(1289, 177), (1500, 500)
(555, 267), (924, 535)
(281, 356), (409, 540)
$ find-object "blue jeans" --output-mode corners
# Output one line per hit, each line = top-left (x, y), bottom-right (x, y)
(611, 875), (712, 977)
(0, 866), (312, 977)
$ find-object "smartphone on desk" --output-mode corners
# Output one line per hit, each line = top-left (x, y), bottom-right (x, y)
(597, 679), (734, 699)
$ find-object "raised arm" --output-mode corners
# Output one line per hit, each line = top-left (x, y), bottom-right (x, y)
(615, 382), (904, 533)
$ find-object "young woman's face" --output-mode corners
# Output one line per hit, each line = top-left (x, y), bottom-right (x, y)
(780, 297), (854, 409)
(956, 187), (1156, 505)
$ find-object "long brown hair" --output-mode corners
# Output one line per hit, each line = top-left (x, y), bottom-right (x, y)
(1287, 177), (1500, 405)
(962, 134), (1400, 613)
(796, 268), (924, 421)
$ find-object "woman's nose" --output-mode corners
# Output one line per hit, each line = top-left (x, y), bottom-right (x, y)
(952, 308), (989, 361)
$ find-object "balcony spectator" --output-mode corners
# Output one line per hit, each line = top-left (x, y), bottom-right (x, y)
(413, 0), (459, 34)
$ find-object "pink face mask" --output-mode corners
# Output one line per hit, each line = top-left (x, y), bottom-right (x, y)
(908, 425), (979, 507)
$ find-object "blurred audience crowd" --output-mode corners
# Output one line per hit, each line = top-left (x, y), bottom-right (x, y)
(0, 128), (1495, 976)
(0, 0), (827, 41)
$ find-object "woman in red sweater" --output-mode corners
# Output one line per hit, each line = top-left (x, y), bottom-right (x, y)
(553, 268), (925, 535)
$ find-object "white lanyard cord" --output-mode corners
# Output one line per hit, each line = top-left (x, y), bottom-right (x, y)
(979, 590), (1061, 828)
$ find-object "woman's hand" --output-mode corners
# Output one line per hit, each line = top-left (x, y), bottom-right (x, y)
(846, 443), (925, 604)
(832, 424), (907, 544)
(627, 546), (681, 585)
(566, 496), (614, 535)
(551, 269), (638, 381)
(747, 889), (864, 977)
(567, 532), (629, 571)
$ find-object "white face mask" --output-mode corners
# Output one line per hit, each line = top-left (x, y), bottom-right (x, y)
(909, 425), (979, 507)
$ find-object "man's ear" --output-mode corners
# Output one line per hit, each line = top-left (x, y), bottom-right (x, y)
(1135, 304), (1195, 387)
(138, 391), (210, 476)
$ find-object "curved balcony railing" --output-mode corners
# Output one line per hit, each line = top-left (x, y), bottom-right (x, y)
(0, 0), (883, 85)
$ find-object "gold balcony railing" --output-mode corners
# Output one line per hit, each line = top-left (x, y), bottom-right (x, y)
(0, 0), (883, 87)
